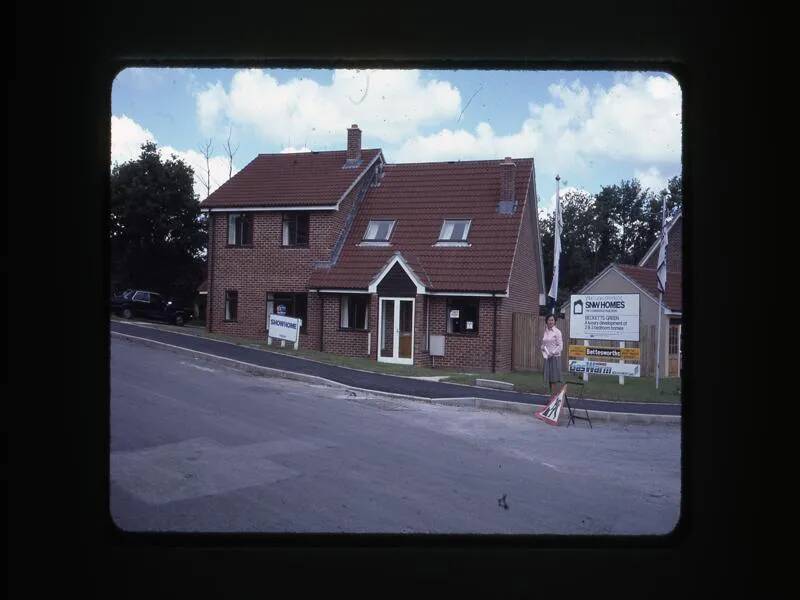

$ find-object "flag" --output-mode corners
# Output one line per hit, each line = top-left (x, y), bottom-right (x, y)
(547, 187), (563, 302)
(656, 203), (668, 294)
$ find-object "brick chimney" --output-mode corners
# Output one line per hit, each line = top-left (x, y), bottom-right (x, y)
(347, 124), (362, 162)
(498, 157), (517, 213)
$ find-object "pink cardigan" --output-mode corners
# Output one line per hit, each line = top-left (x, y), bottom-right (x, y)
(541, 326), (563, 357)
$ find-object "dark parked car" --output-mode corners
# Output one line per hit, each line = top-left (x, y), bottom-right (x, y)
(111, 289), (193, 326)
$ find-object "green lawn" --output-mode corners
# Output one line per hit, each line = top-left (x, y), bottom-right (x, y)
(111, 317), (465, 378)
(112, 316), (681, 402)
(442, 371), (681, 403)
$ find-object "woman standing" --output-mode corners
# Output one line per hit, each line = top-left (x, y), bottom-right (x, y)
(541, 314), (563, 394)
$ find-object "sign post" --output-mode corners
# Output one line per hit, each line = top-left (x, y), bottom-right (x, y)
(267, 314), (302, 349)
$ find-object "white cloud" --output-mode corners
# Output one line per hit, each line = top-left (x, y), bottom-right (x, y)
(195, 69), (462, 146)
(634, 166), (668, 192)
(111, 115), (156, 165)
(280, 146), (312, 154)
(392, 73), (681, 191)
(111, 114), (236, 199)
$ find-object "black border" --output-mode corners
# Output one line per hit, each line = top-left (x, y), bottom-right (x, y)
(15, 1), (752, 595)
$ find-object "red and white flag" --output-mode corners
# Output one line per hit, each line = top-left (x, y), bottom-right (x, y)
(656, 203), (668, 294)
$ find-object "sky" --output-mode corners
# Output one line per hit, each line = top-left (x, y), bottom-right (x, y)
(111, 68), (682, 214)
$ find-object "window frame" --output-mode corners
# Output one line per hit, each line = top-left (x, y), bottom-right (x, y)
(227, 213), (253, 247)
(339, 294), (370, 331)
(446, 298), (479, 336)
(267, 292), (308, 333)
(438, 219), (472, 242)
(281, 213), (310, 247)
(224, 290), (238, 322)
(362, 220), (396, 242)
(132, 291), (150, 303)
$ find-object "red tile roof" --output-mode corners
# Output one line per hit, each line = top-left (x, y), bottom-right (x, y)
(200, 149), (382, 208)
(309, 158), (535, 293)
(616, 264), (682, 312)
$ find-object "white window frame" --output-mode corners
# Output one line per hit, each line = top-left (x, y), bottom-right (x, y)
(363, 220), (396, 242)
(439, 219), (471, 242)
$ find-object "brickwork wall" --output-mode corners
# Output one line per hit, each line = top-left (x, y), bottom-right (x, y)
(320, 293), (372, 357)
(500, 183), (541, 371)
(207, 160), (380, 345)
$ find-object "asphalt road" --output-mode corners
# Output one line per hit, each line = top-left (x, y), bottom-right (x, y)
(110, 320), (682, 416)
(110, 336), (682, 534)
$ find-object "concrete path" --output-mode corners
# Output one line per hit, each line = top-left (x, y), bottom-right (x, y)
(110, 320), (681, 417)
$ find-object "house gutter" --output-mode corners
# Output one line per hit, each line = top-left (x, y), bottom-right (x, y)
(492, 294), (498, 373)
(208, 213), (215, 331)
(319, 291), (325, 351)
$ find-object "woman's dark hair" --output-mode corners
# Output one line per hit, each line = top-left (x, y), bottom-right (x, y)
(545, 313), (556, 323)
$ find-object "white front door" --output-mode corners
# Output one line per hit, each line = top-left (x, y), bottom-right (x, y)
(378, 297), (414, 365)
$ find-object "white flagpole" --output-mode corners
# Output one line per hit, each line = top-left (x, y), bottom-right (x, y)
(548, 174), (561, 314)
(655, 198), (667, 389)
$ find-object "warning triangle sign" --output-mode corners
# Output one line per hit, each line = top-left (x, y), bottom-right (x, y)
(536, 384), (567, 426)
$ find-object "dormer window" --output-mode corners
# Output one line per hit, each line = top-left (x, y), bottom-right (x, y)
(363, 220), (396, 242)
(439, 220), (471, 242)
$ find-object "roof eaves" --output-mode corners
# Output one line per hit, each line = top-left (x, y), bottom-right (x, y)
(333, 151), (383, 210)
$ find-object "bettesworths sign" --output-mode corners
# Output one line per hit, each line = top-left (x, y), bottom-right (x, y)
(569, 294), (639, 342)
(268, 314), (302, 343)
(569, 360), (641, 377)
(568, 345), (641, 361)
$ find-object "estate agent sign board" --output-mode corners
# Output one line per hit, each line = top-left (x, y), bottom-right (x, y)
(569, 360), (641, 377)
(568, 345), (641, 361)
(268, 314), (301, 343)
(569, 294), (640, 342)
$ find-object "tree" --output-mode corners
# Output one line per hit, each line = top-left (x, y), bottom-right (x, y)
(110, 141), (207, 304)
(539, 176), (683, 305)
(224, 125), (240, 181)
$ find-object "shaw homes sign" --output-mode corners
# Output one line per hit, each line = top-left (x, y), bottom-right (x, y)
(569, 294), (640, 342)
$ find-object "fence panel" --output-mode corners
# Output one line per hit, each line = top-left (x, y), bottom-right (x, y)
(512, 313), (566, 371)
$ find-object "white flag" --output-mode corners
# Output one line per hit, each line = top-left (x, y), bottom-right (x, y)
(548, 192), (563, 300)
(656, 206), (668, 294)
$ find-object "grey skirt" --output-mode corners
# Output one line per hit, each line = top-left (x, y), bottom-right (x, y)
(543, 355), (562, 385)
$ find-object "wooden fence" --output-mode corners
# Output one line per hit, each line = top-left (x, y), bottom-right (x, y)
(512, 313), (658, 376)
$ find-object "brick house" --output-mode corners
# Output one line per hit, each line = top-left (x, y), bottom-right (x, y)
(200, 125), (546, 372)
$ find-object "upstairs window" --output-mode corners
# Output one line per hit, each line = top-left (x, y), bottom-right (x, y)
(363, 220), (396, 242)
(340, 295), (369, 330)
(282, 213), (309, 247)
(439, 220), (471, 242)
(227, 213), (253, 246)
(447, 298), (479, 334)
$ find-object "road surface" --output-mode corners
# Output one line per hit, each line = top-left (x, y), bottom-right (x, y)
(110, 336), (681, 534)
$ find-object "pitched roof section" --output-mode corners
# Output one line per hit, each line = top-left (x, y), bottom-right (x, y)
(200, 149), (382, 209)
(616, 264), (682, 312)
(309, 158), (534, 293)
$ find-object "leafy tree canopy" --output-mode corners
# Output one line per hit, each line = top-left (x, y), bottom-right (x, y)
(110, 142), (207, 304)
(540, 175), (682, 305)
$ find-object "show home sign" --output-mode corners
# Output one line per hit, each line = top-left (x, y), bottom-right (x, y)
(569, 294), (640, 342)
(268, 314), (302, 343)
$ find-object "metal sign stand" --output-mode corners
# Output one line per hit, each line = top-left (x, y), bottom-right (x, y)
(565, 379), (592, 428)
